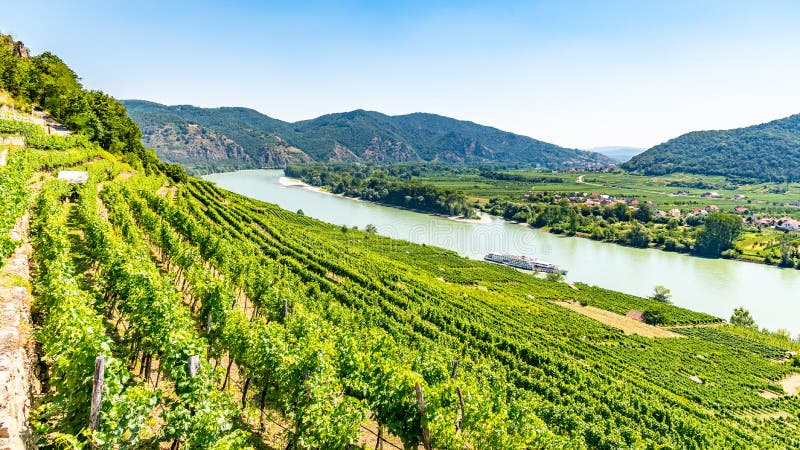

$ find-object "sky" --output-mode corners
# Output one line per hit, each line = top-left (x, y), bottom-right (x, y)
(3, 0), (800, 149)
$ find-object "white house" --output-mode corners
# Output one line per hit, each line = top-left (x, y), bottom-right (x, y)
(776, 218), (800, 232)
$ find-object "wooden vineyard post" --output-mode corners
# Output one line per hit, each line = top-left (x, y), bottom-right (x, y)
(206, 311), (212, 334)
(375, 425), (383, 450)
(415, 383), (432, 450)
(451, 359), (464, 432)
(187, 355), (200, 378)
(241, 377), (251, 410)
(455, 387), (465, 432)
(89, 354), (105, 445)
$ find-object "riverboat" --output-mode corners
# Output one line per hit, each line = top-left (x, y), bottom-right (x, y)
(484, 252), (567, 275)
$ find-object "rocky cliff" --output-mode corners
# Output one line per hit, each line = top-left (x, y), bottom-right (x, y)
(122, 100), (613, 173)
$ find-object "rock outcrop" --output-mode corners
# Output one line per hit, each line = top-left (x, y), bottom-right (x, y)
(12, 41), (29, 59)
(141, 123), (311, 173)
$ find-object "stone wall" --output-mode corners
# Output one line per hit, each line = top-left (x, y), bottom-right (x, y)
(0, 215), (37, 449)
(0, 136), (25, 147)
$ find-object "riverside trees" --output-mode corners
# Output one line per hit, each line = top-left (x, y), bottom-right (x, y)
(731, 307), (758, 330)
(694, 213), (744, 257)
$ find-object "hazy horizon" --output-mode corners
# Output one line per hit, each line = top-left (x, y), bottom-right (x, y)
(3, 0), (800, 149)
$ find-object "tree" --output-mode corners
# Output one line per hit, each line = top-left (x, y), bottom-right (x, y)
(666, 218), (680, 230)
(774, 328), (792, 340)
(778, 234), (796, 268)
(693, 213), (743, 257)
(730, 307), (757, 330)
(364, 224), (378, 234)
(545, 272), (564, 283)
(633, 205), (652, 223)
(624, 222), (651, 248)
(612, 202), (631, 221)
(163, 163), (188, 183)
(643, 308), (665, 325)
(649, 285), (672, 304)
(568, 212), (579, 235)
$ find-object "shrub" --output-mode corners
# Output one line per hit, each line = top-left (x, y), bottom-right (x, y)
(643, 308), (666, 325)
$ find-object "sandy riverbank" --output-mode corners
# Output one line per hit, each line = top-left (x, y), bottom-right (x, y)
(446, 213), (492, 224)
(278, 176), (311, 189)
(278, 176), (330, 195)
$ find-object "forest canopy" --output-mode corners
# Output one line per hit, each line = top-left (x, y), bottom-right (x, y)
(624, 114), (800, 182)
(0, 34), (182, 177)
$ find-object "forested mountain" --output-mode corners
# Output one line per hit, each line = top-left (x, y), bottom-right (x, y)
(624, 114), (800, 181)
(122, 100), (612, 173)
(120, 101), (310, 174)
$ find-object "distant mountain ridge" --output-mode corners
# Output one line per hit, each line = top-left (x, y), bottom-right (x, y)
(587, 146), (645, 163)
(624, 114), (800, 181)
(122, 100), (612, 173)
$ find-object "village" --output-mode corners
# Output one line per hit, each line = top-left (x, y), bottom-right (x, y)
(525, 190), (800, 233)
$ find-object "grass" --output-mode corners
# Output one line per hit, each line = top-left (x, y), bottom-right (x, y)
(555, 300), (683, 338)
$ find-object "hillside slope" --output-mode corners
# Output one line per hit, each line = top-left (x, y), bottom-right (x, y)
(624, 114), (800, 181)
(122, 100), (612, 173)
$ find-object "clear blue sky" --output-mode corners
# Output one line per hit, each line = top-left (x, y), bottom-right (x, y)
(3, 0), (800, 148)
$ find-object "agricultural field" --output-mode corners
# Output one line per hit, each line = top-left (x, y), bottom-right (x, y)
(416, 169), (800, 217)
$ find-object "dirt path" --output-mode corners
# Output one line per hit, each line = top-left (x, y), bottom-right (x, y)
(0, 149), (7, 167)
(0, 215), (36, 449)
(556, 301), (683, 338)
(780, 373), (800, 395)
(575, 174), (605, 187)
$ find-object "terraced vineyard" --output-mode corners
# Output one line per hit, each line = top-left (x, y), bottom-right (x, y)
(74, 169), (800, 447)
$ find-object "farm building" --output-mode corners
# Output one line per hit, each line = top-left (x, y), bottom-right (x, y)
(626, 310), (645, 322)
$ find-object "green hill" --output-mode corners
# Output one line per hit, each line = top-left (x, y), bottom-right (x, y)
(122, 100), (612, 173)
(624, 114), (800, 181)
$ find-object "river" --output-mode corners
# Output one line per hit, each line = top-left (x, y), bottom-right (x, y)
(203, 169), (800, 336)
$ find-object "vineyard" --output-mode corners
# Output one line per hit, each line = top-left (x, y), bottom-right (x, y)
(2, 96), (800, 448)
